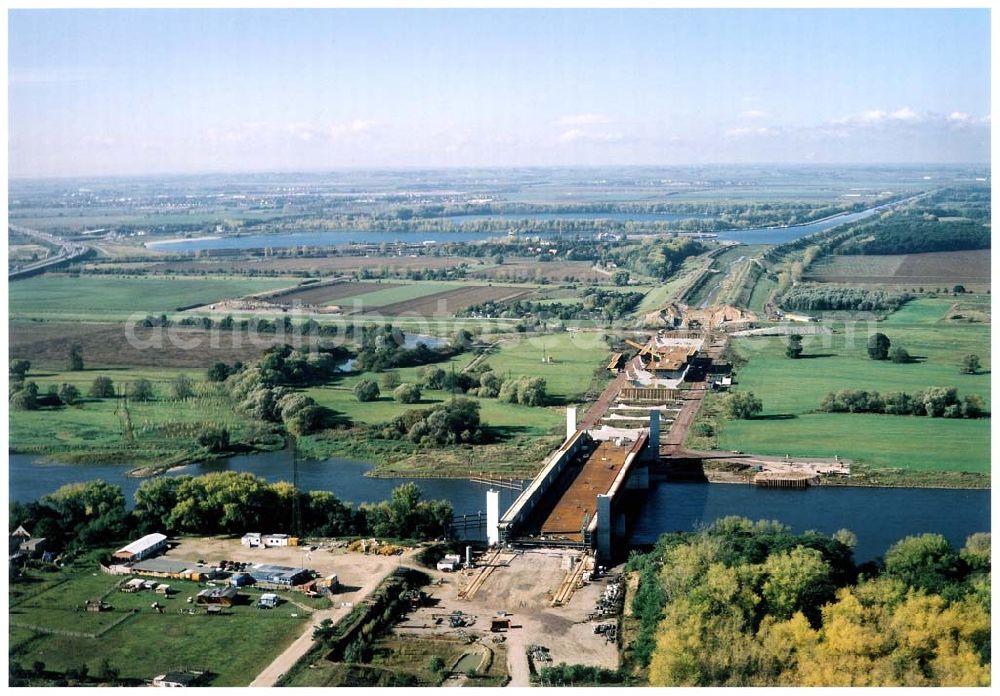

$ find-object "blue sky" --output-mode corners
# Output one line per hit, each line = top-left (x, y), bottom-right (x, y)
(8, 8), (991, 177)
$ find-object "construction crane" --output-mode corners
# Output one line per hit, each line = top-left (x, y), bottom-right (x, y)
(624, 338), (655, 357)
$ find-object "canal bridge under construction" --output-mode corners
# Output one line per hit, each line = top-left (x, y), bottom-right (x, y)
(483, 331), (722, 561)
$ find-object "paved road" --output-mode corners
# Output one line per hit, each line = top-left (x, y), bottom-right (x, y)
(9, 224), (90, 278)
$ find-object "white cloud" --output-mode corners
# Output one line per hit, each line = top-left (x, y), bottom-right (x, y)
(557, 128), (624, 144)
(741, 109), (769, 119)
(947, 111), (970, 122)
(725, 126), (779, 138)
(554, 113), (613, 126)
(833, 106), (929, 126)
(210, 119), (379, 145)
(889, 106), (918, 121)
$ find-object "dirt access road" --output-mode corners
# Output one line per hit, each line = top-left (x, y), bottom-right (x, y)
(165, 536), (414, 688)
(396, 547), (620, 687)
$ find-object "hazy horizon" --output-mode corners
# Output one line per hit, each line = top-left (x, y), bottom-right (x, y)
(9, 8), (991, 178)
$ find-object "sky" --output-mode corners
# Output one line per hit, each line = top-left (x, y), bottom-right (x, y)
(7, 8), (992, 177)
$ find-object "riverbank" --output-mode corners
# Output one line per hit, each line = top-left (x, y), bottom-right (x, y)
(296, 428), (557, 479)
(693, 460), (990, 490)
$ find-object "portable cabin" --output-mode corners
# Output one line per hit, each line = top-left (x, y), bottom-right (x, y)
(436, 554), (462, 572)
(258, 593), (280, 609)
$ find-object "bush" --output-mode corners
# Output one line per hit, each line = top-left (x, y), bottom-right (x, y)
(67, 344), (84, 372)
(88, 376), (115, 399)
(171, 374), (195, 400)
(961, 354), (981, 374)
(196, 426), (230, 453)
(420, 366), (447, 389)
(428, 656), (446, 674)
(354, 379), (381, 402)
(785, 334), (803, 359)
(127, 379), (155, 402)
(889, 347), (912, 364)
(10, 382), (39, 411)
(393, 383), (422, 404)
(867, 333), (891, 360)
(725, 391), (762, 419)
(58, 383), (81, 406)
(207, 362), (232, 382)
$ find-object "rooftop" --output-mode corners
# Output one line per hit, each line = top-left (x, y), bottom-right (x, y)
(115, 532), (167, 557)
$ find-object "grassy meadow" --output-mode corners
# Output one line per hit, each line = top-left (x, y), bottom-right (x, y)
(9, 552), (307, 686)
(717, 297), (991, 474)
(8, 274), (291, 319)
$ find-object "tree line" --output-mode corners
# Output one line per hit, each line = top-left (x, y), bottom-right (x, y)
(836, 212), (991, 256)
(9, 474), (454, 553)
(780, 287), (911, 313)
(818, 387), (986, 419)
(457, 288), (644, 321)
(626, 517), (990, 686)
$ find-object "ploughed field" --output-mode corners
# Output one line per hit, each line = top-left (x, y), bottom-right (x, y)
(804, 250), (991, 289)
(360, 285), (535, 316)
(264, 280), (404, 306)
(9, 321), (290, 368)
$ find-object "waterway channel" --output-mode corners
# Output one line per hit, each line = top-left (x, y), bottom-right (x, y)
(145, 200), (898, 252)
(9, 450), (988, 563)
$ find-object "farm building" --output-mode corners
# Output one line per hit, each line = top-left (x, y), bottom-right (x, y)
(113, 533), (167, 562)
(195, 586), (240, 607)
(21, 537), (48, 558)
(228, 572), (254, 587)
(130, 557), (219, 581)
(248, 563), (311, 588)
(241, 532), (299, 548)
(121, 578), (145, 592)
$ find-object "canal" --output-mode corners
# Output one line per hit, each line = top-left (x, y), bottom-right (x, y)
(9, 451), (988, 563)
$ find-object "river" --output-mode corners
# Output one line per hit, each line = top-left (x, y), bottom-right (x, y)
(144, 202), (893, 252)
(9, 452), (988, 563)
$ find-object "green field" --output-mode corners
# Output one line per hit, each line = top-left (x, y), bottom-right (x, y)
(473, 332), (611, 401)
(9, 275), (291, 319)
(306, 332), (611, 438)
(8, 367), (275, 466)
(718, 298), (991, 473)
(746, 273), (777, 315)
(9, 557), (306, 685)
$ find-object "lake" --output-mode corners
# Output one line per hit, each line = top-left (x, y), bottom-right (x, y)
(9, 452), (988, 563)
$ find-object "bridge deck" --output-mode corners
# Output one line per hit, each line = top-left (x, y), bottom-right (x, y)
(538, 438), (639, 541)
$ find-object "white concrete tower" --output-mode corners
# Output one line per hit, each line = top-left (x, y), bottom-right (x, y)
(486, 489), (500, 546)
(566, 406), (578, 440)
